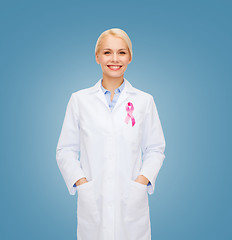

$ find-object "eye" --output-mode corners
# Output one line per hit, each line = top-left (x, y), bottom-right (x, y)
(104, 51), (110, 54)
(120, 51), (126, 54)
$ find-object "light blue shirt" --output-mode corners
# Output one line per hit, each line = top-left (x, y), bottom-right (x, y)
(73, 78), (151, 187)
(100, 78), (125, 111)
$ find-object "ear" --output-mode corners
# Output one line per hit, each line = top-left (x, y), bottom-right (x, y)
(95, 53), (100, 64)
(128, 55), (132, 64)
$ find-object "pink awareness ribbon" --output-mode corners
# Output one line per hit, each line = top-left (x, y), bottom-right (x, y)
(124, 102), (136, 127)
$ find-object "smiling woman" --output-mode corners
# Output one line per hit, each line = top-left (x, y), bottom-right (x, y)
(56, 28), (166, 240)
(95, 34), (132, 89)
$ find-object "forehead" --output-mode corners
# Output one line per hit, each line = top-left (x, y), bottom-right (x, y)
(101, 35), (128, 50)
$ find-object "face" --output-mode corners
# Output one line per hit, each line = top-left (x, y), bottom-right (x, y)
(95, 35), (132, 80)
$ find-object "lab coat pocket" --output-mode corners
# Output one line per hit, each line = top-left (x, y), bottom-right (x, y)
(76, 180), (101, 225)
(124, 180), (149, 221)
(123, 180), (150, 239)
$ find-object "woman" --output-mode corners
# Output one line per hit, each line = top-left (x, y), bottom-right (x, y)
(56, 28), (166, 240)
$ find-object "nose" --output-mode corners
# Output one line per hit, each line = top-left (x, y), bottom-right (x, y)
(112, 52), (119, 62)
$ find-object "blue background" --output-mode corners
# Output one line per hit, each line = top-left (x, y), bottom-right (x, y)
(1, 0), (231, 239)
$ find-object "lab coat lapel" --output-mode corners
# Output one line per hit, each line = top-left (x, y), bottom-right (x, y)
(113, 78), (138, 111)
(96, 87), (110, 111)
(90, 78), (138, 112)
(113, 84), (130, 111)
(88, 78), (110, 111)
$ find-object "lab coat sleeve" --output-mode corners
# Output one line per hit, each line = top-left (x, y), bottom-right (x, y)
(139, 95), (166, 195)
(56, 93), (86, 196)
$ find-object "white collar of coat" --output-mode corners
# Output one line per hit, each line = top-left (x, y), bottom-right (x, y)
(88, 78), (139, 111)
(89, 78), (139, 95)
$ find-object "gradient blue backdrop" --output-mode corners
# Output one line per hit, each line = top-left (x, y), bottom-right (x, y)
(1, 0), (231, 239)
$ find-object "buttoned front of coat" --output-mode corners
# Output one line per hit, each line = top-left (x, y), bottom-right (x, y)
(56, 78), (166, 240)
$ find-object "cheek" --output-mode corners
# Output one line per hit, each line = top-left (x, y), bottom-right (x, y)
(97, 55), (108, 64)
(122, 57), (131, 65)
(122, 63), (129, 68)
(103, 58), (111, 65)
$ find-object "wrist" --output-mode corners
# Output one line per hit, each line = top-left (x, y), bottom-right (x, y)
(75, 177), (87, 186)
(136, 175), (149, 185)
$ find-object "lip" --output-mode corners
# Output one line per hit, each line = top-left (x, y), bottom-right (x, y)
(107, 65), (122, 71)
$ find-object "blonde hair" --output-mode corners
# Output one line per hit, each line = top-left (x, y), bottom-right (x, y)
(95, 28), (133, 59)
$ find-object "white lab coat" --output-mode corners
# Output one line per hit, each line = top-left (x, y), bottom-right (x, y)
(56, 78), (166, 240)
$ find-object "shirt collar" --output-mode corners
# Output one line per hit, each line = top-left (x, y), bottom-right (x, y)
(100, 78), (125, 94)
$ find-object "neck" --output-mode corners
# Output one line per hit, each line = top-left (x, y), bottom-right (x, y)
(101, 75), (124, 92)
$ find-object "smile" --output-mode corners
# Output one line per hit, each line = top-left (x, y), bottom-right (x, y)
(107, 65), (122, 71)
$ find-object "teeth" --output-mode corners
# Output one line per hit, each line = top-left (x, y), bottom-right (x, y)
(108, 65), (121, 69)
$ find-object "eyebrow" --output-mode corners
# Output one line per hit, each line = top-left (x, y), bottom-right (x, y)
(103, 48), (127, 50)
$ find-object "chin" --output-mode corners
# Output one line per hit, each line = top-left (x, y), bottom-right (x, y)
(103, 71), (124, 78)
(106, 74), (124, 79)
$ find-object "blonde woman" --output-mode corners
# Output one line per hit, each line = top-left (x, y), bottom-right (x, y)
(56, 28), (166, 240)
